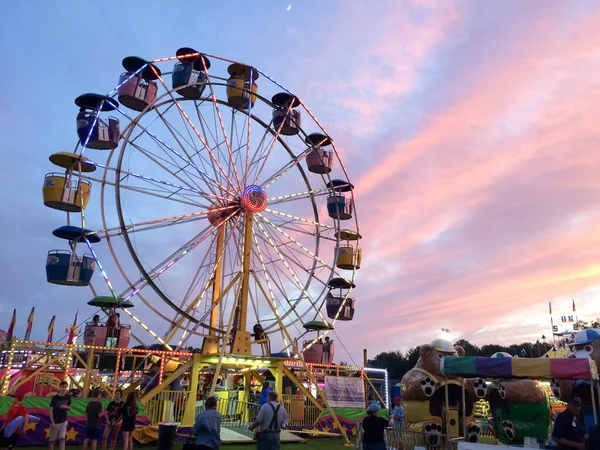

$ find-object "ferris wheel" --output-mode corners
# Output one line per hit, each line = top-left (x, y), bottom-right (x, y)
(43, 48), (361, 360)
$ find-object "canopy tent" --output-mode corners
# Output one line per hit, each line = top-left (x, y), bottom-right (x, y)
(441, 356), (599, 380)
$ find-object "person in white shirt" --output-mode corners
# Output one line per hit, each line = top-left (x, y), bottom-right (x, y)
(248, 390), (287, 450)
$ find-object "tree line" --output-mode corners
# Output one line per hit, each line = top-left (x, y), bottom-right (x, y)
(366, 339), (554, 380)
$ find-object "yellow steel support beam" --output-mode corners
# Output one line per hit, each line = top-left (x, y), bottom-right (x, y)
(230, 212), (253, 355)
(181, 354), (204, 426)
(81, 344), (95, 398)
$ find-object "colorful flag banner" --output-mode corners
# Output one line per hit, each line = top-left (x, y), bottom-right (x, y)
(67, 310), (79, 344)
(47, 315), (56, 342)
(24, 307), (35, 341)
(6, 309), (16, 343)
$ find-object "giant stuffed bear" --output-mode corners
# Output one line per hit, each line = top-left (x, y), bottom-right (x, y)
(550, 329), (600, 429)
(477, 353), (550, 445)
(400, 339), (482, 445)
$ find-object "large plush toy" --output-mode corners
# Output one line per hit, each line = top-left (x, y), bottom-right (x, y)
(478, 352), (550, 445)
(550, 329), (600, 429)
(401, 339), (481, 445)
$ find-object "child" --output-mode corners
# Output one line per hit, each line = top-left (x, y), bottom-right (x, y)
(1, 392), (29, 449)
(83, 389), (103, 450)
(102, 389), (124, 450)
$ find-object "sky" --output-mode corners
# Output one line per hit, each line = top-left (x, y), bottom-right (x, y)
(1, 1), (600, 366)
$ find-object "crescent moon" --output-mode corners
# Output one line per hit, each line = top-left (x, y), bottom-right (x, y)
(286, 4), (292, 10)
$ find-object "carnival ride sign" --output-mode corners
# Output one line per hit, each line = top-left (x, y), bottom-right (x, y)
(324, 376), (365, 408)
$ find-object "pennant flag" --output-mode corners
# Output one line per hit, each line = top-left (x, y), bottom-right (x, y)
(6, 309), (16, 343)
(549, 302), (552, 315)
(47, 315), (56, 342)
(67, 310), (79, 344)
(24, 307), (35, 341)
(572, 299), (577, 313)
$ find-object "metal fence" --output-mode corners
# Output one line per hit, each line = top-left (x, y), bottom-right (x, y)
(214, 396), (261, 437)
(355, 422), (497, 450)
(281, 394), (321, 427)
(146, 390), (191, 424)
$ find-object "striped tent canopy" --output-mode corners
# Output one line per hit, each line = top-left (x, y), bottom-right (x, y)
(441, 356), (599, 381)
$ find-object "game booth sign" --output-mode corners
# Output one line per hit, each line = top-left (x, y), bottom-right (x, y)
(291, 375), (387, 437)
(441, 356), (599, 445)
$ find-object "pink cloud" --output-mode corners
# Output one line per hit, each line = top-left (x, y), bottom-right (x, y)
(331, 7), (600, 362)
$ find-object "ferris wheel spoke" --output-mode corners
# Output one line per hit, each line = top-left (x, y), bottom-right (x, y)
(250, 104), (293, 185)
(101, 206), (237, 239)
(152, 103), (223, 199)
(115, 106), (224, 195)
(267, 188), (329, 206)
(91, 161), (208, 201)
(124, 134), (230, 203)
(251, 231), (307, 328)
(251, 229), (327, 331)
(166, 215), (243, 340)
(107, 179), (209, 210)
(119, 213), (236, 304)
(195, 103), (235, 191)
(256, 212), (348, 282)
(263, 208), (333, 231)
(149, 68), (241, 195)
(253, 219), (329, 325)
(201, 70), (243, 190)
(118, 100), (237, 199)
(258, 219), (327, 285)
(259, 147), (311, 190)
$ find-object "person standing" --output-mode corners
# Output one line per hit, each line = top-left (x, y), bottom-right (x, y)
(249, 390), (287, 450)
(258, 382), (271, 406)
(391, 397), (404, 429)
(102, 389), (124, 450)
(121, 392), (138, 450)
(361, 403), (390, 450)
(1, 392), (29, 449)
(192, 396), (222, 450)
(49, 381), (71, 450)
(552, 396), (587, 450)
(83, 389), (103, 450)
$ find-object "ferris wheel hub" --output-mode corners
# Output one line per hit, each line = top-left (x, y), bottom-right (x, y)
(241, 185), (268, 213)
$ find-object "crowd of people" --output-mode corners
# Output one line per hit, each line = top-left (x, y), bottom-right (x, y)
(0, 383), (139, 450)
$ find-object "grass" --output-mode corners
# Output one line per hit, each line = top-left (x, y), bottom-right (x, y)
(18, 439), (353, 449)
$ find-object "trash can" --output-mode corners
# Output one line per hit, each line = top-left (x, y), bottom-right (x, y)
(157, 422), (178, 450)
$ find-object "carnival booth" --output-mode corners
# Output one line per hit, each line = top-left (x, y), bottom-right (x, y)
(442, 356), (599, 445)
(552, 328), (600, 429)
(400, 339), (482, 443)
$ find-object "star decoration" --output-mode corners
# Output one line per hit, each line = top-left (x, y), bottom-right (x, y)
(44, 428), (51, 439)
(65, 426), (78, 442)
(351, 426), (357, 436)
(24, 422), (37, 431)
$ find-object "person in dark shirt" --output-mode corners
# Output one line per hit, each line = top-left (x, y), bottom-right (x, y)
(361, 403), (391, 450)
(588, 423), (600, 450)
(552, 396), (587, 450)
(121, 392), (138, 450)
(83, 389), (103, 450)
(49, 381), (71, 450)
(102, 389), (124, 450)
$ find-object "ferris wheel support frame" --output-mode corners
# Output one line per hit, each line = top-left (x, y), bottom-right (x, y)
(229, 212), (254, 356)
